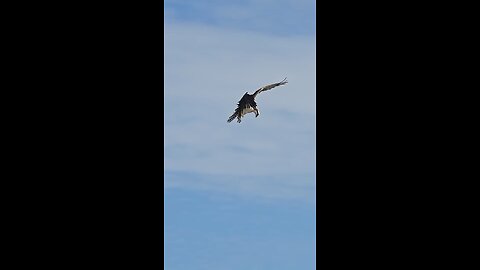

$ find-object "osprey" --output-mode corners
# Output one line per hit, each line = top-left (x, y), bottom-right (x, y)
(227, 77), (288, 123)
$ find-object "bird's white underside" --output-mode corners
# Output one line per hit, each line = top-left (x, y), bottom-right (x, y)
(241, 106), (256, 116)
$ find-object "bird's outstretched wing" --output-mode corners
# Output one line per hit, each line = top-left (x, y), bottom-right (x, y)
(252, 77), (288, 98)
(227, 94), (247, 123)
(227, 105), (241, 123)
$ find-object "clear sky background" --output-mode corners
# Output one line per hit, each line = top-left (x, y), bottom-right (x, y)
(164, 1), (316, 269)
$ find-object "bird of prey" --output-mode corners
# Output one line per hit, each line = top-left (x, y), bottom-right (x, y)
(227, 77), (288, 123)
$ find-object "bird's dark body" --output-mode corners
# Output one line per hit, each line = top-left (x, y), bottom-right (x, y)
(227, 93), (257, 123)
(239, 93), (257, 110)
(227, 78), (288, 123)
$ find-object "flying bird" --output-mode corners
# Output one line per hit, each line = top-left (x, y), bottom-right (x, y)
(227, 77), (288, 123)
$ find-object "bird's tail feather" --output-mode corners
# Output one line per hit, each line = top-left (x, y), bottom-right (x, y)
(227, 112), (237, 123)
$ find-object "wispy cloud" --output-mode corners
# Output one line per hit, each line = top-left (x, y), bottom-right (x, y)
(164, 0), (316, 36)
(164, 19), (315, 201)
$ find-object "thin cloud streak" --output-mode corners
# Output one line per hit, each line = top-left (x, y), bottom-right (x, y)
(164, 0), (315, 36)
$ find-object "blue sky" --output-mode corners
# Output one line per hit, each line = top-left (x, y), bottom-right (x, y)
(164, 1), (316, 269)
